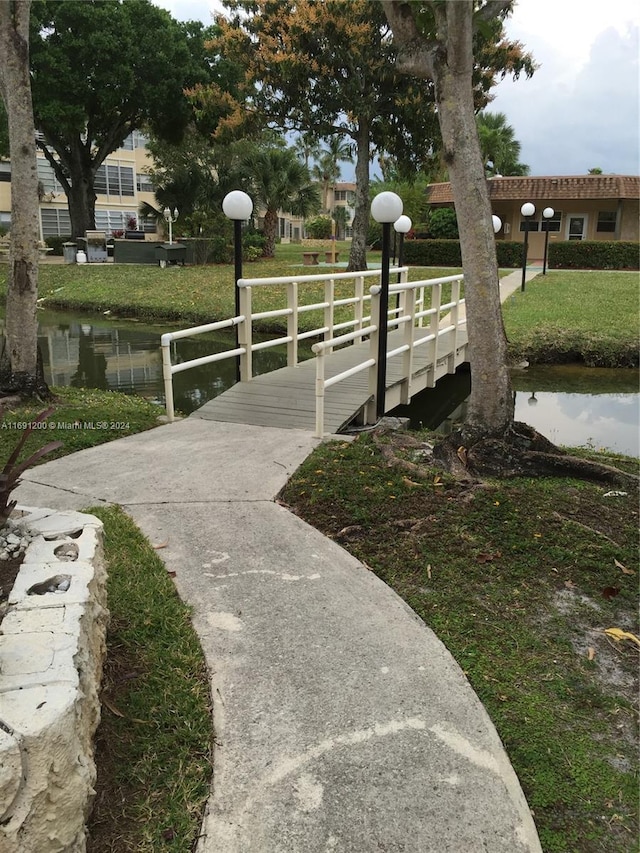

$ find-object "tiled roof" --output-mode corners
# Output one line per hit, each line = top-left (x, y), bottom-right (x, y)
(426, 175), (640, 204)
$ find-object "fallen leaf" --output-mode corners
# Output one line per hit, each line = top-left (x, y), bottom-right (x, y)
(477, 552), (501, 564)
(153, 540), (169, 549)
(402, 477), (422, 488)
(433, 474), (442, 485)
(426, 563), (432, 579)
(587, 647), (596, 661)
(102, 697), (147, 724)
(456, 446), (467, 465)
(604, 628), (640, 648)
(614, 558), (635, 576)
(564, 580), (577, 589)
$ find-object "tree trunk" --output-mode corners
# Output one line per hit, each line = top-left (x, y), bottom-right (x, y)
(65, 138), (97, 238)
(433, 3), (513, 437)
(263, 207), (278, 258)
(0, 0), (42, 395)
(347, 121), (370, 271)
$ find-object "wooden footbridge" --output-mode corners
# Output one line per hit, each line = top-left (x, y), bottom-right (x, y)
(161, 267), (470, 437)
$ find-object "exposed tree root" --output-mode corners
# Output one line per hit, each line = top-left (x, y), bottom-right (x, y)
(372, 421), (638, 491)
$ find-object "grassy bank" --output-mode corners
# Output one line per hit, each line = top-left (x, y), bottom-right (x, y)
(503, 270), (639, 367)
(280, 432), (639, 853)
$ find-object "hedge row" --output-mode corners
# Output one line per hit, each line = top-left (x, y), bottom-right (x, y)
(403, 239), (523, 268)
(548, 241), (639, 270)
(403, 238), (639, 270)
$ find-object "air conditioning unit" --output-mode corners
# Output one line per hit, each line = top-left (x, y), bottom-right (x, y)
(503, 222), (510, 234)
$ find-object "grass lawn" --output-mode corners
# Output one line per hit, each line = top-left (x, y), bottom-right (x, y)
(1, 243), (462, 335)
(280, 432), (639, 853)
(503, 270), (639, 367)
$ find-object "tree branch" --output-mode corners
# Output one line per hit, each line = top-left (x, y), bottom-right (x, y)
(382, 1), (437, 79)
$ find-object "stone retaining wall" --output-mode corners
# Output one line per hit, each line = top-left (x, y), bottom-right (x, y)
(0, 508), (108, 853)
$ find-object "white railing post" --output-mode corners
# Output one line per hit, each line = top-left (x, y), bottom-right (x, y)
(354, 275), (364, 331)
(324, 278), (335, 352)
(447, 278), (460, 373)
(161, 334), (175, 422)
(238, 284), (252, 381)
(427, 283), (441, 387)
(367, 285), (381, 423)
(400, 278), (417, 404)
(313, 344), (326, 438)
(287, 281), (299, 367)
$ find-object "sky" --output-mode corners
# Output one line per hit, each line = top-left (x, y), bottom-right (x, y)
(154, 0), (640, 177)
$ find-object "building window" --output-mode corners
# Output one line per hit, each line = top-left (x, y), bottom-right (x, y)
(41, 208), (72, 237)
(37, 160), (66, 195)
(596, 211), (616, 233)
(0, 211), (11, 229)
(0, 163), (11, 183)
(136, 172), (154, 193)
(95, 164), (135, 198)
(95, 210), (139, 236)
(541, 210), (562, 232)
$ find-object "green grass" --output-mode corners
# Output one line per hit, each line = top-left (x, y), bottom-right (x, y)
(503, 270), (639, 367)
(280, 433), (639, 853)
(85, 506), (212, 852)
(1, 244), (459, 335)
(0, 386), (162, 468)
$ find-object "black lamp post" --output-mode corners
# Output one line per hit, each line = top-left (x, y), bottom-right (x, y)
(542, 207), (554, 275)
(371, 191), (403, 418)
(520, 202), (535, 292)
(222, 190), (254, 383)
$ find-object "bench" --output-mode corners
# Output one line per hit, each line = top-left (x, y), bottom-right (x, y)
(325, 251), (340, 263)
(302, 252), (319, 265)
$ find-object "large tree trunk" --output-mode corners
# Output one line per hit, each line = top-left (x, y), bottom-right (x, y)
(347, 121), (370, 271)
(384, 0), (513, 438)
(0, 0), (43, 395)
(433, 3), (513, 438)
(39, 135), (97, 238)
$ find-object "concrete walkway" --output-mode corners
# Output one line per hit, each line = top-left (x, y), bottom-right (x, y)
(12, 268), (543, 852)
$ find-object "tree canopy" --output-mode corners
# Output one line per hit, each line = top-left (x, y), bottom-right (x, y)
(28, 0), (220, 237)
(191, 0), (441, 270)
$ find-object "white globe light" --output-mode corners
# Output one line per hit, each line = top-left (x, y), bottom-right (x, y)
(371, 191), (403, 224)
(520, 202), (535, 217)
(492, 215), (502, 234)
(394, 215), (412, 234)
(542, 207), (555, 219)
(223, 190), (253, 221)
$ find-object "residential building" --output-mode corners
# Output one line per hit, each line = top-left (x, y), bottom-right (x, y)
(426, 175), (640, 259)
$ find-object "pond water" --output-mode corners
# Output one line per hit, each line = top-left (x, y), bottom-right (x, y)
(393, 365), (640, 458)
(2, 307), (638, 457)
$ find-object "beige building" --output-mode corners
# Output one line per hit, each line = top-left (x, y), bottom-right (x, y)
(0, 131), (158, 239)
(426, 174), (640, 260)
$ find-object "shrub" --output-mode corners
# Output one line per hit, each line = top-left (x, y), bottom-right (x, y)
(243, 230), (266, 256)
(305, 215), (333, 239)
(179, 237), (232, 265)
(403, 239), (524, 268)
(427, 207), (459, 239)
(45, 235), (73, 256)
(549, 241), (639, 270)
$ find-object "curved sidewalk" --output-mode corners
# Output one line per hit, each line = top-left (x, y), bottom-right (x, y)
(15, 417), (541, 853)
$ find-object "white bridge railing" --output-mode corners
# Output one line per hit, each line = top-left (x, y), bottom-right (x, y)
(160, 267), (465, 435)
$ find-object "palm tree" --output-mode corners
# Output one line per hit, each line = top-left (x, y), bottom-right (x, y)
(293, 132), (321, 169)
(312, 137), (353, 213)
(476, 111), (529, 177)
(244, 147), (320, 257)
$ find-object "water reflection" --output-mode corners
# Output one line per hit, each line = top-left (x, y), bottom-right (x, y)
(2, 308), (637, 456)
(1, 307), (309, 415)
(394, 365), (639, 457)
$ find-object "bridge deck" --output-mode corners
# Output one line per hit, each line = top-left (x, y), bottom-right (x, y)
(193, 324), (468, 434)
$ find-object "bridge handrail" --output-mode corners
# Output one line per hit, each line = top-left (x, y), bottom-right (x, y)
(237, 267), (407, 287)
